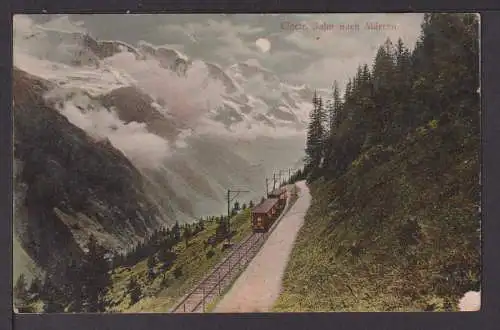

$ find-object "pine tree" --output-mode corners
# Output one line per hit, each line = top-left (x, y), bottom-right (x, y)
(127, 277), (141, 306)
(323, 83), (341, 173)
(183, 226), (192, 248)
(311, 13), (478, 183)
(411, 13), (478, 132)
(172, 222), (181, 242)
(65, 258), (84, 312)
(327, 81), (342, 134)
(80, 235), (111, 312)
(28, 276), (43, 299)
(333, 82), (343, 129)
(215, 219), (228, 241)
(147, 254), (156, 280)
(305, 91), (327, 179)
(41, 272), (67, 312)
(370, 40), (396, 142)
(14, 274), (28, 308)
(392, 37), (413, 135)
(173, 266), (183, 279)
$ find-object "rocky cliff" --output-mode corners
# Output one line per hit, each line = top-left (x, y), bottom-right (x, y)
(13, 68), (172, 281)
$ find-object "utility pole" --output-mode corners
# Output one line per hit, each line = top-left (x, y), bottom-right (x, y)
(226, 188), (249, 242)
(227, 190), (230, 225)
(273, 173), (277, 191)
(265, 177), (269, 196)
(289, 168), (292, 183)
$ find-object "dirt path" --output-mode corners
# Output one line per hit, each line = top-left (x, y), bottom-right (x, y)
(213, 180), (311, 313)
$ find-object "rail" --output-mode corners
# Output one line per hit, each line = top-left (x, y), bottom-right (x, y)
(190, 233), (265, 312)
(170, 232), (265, 313)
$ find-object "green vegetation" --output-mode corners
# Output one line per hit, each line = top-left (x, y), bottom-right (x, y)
(275, 13), (479, 312)
(13, 68), (178, 313)
(204, 277), (236, 313)
(16, 203), (256, 313)
(14, 234), (113, 313)
(107, 209), (254, 312)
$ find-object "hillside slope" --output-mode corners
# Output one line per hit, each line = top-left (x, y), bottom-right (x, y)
(274, 13), (480, 312)
(274, 122), (479, 311)
(13, 68), (171, 283)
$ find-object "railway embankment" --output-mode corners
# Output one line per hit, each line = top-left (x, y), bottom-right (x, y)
(213, 181), (310, 312)
(170, 183), (299, 312)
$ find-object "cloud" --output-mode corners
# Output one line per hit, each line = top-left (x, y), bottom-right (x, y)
(194, 116), (306, 141)
(13, 14), (93, 67)
(38, 15), (86, 33)
(15, 13), (426, 134)
(105, 52), (226, 123)
(284, 56), (367, 91)
(13, 15), (36, 36)
(199, 19), (265, 36)
(24, 13), (424, 91)
(155, 13), (424, 89)
(282, 13), (423, 52)
(49, 91), (171, 169)
(241, 74), (281, 99)
(157, 17), (269, 64)
(157, 18), (265, 46)
(278, 13), (424, 88)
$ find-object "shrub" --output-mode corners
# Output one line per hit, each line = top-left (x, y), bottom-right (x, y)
(206, 249), (215, 259)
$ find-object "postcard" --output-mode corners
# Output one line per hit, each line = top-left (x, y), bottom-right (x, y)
(12, 13), (480, 313)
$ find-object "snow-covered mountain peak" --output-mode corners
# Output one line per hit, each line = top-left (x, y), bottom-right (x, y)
(227, 59), (280, 85)
(14, 16), (313, 140)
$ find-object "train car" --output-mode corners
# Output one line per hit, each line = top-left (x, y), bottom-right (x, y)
(251, 198), (279, 232)
(268, 186), (287, 208)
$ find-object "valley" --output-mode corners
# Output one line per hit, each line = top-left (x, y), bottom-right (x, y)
(12, 13), (480, 314)
(12, 15), (307, 312)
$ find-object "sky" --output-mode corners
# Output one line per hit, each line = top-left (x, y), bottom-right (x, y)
(27, 13), (425, 90)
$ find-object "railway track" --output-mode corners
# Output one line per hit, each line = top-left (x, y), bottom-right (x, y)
(171, 185), (296, 313)
(171, 232), (267, 313)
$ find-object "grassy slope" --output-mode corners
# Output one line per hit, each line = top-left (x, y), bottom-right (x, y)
(107, 209), (253, 312)
(274, 122), (480, 312)
(13, 235), (42, 284)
